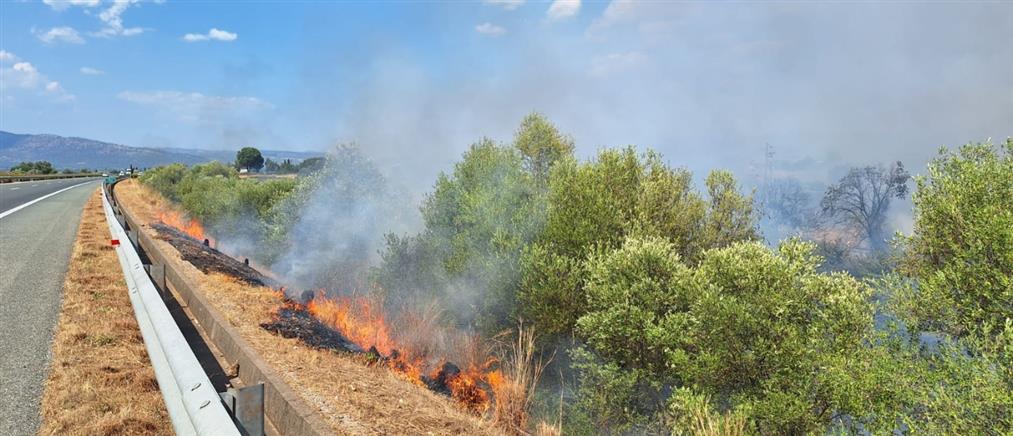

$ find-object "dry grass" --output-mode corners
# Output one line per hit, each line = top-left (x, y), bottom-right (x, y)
(38, 189), (171, 436)
(685, 409), (747, 436)
(490, 323), (551, 435)
(116, 179), (498, 435)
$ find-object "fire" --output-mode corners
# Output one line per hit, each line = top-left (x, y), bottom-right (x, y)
(158, 209), (213, 245)
(279, 291), (504, 414)
(307, 294), (396, 356)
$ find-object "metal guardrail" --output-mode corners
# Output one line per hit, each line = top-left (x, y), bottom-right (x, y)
(106, 178), (330, 435)
(101, 183), (242, 436)
(0, 173), (102, 183)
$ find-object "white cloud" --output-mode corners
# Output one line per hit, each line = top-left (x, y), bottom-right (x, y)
(7, 63), (42, 88)
(0, 50), (18, 63)
(483, 0), (525, 10)
(589, 51), (647, 77)
(475, 22), (506, 37)
(80, 66), (105, 75)
(117, 90), (271, 122)
(547, 0), (581, 20)
(35, 26), (86, 44)
(1, 61), (75, 101)
(91, 0), (145, 38)
(587, 0), (687, 39)
(41, 0), (101, 11)
(182, 28), (238, 42)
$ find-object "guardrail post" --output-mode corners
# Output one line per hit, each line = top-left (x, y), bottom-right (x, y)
(145, 263), (168, 299)
(220, 384), (265, 436)
(127, 230), (139, 249)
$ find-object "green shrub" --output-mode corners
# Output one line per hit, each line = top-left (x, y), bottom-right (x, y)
(139, 160), (297, 262)
(897, 139), (1012, 341)
(374, 114), (571, 333)
(571, 237), (907, 434)
(519, 148), (758, 338)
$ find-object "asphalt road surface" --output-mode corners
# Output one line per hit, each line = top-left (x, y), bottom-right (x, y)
(0, 178), (100, 435)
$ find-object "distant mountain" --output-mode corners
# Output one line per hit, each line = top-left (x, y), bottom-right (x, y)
(0, 131), (321, 171)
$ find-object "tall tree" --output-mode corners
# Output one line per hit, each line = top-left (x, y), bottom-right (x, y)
(820, 162), (909, 250)
(235, 147), (265, 172)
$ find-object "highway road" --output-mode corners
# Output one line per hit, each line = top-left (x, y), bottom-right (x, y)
(0, 178), (101, 435)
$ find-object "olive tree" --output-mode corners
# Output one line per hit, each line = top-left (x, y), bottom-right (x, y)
(520, 148), (757, 337)
(573, 237), (909, 434)
(896, 139), (1012, 341)
(374, 114), (572, 333)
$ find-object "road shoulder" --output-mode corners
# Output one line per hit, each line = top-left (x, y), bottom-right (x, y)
(38, 189), (171, 435)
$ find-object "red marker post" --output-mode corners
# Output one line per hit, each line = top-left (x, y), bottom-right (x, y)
(111, 239), (121, 247)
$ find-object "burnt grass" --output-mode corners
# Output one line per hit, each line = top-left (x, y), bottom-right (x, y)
(260, 305), (363, 352)
(151, 223), (272, 286)
(260, 297), (463, 398)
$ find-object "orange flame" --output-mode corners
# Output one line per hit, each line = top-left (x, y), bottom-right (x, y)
(307, 294), (396, 356)
(284, 291), (504, 414)
(158, 209), (213, 245)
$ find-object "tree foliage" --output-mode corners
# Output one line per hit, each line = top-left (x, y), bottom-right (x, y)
(139, 161), (296, 262)
(10, 160), (56, 174)
(235, 146), (265, 171)
(519, 148), (758, 337)
(895, 139), (1012, 341)
(820, 162), (910, 250)
(514, 112), (575, 183)
(876, 139), (1013, 435)
(574, 237), (909, 434)
(375, 114), (571, 332)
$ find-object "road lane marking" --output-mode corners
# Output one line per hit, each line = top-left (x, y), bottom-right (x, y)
(9, 187), (19, 190)
(0, 181), (94, 220)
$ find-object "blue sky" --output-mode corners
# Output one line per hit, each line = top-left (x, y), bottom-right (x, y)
(2, 0), (1012, 189)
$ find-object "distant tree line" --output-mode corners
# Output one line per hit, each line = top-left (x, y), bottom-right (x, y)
(234, 146), (325, 175)
(9, 161), (57, 174)
(6, 161), (102, 175)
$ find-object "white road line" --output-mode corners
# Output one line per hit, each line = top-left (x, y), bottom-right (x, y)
(9, 187), (19, 190)
(0, 181), (94, 220)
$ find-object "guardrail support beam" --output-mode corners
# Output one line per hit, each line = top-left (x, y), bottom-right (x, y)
(221, 384), (265, 436)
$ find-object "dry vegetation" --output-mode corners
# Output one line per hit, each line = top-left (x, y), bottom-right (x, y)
(38, 189), (171, 436)
(490, 324), (552, 434)
(115, 179), (498, 435)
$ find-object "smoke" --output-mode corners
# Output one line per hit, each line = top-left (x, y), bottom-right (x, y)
(268, 144), (418, 291)
(282, 1), (1012, 199)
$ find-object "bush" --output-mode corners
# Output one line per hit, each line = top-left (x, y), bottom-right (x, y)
(884, 139), (1013, 434)
(374, 114), (571, 334)
(897, 139), (1012, 341)
(519, 148), (758, 338)
(571, 237), (907, 434)
(139, 160), (296, 262)
(10, 160), (56, 174)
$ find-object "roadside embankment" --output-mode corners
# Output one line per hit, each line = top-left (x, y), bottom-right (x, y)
(115, 178), (497, 435)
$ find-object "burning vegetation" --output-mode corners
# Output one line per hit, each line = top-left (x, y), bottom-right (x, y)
(261, 290), (505, 416)
(157, 209), (214, 246)
(152, 217), (271, 286)
(153, 209), (514, 419)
